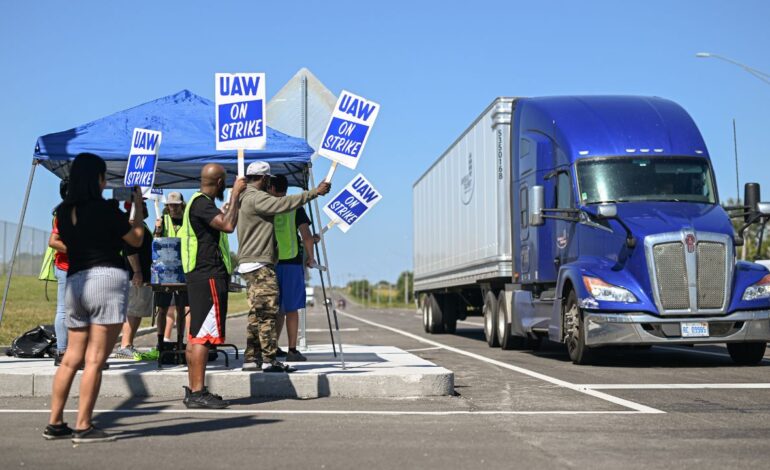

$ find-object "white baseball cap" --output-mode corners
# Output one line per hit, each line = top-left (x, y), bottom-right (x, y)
(246, 161), (272, 177)
(165, 192), (184, 205)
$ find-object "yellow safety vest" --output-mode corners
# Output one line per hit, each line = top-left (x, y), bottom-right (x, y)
(179, 192), (233, 274)
(275, 211), (298, 260)
(163, 213), (181, 238)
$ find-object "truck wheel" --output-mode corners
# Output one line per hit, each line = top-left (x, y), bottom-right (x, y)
(497, 291), (527, 350)
(443, 297), (457, 334)
(428, 294), (445, 334)
(564, 290), (593, 365)
(422, 297), (430, 333)
(727, 342), (767, 365)
(483, 291), (499, 347)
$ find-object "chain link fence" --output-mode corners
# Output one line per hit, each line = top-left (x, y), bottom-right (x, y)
(0, 220), (50, 277)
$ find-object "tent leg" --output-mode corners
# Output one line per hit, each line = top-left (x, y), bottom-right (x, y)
(309, 169), (345, 370)
(0, 160), (38, 327)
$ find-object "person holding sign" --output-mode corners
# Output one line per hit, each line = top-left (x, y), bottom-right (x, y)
(46, 153), (145, 443)
(179, 164), (246, 409)
(237, 162), (330, 372)
(268, 175), (316, 362)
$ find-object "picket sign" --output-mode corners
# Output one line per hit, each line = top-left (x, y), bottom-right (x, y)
(215, 73), (267, 177)
(322, 174), (382, 233)
(124, 128), (162, 197)
(147, 188), (163, 220)
(318, 90), (380, 180)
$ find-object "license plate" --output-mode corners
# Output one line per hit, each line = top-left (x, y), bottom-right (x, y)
(681, 322), (709, 338)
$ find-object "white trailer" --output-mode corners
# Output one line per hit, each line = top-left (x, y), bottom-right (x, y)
(413, 98), (515, 333)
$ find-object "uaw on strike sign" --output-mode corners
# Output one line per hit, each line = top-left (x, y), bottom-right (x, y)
(124, 128), (162, 196)
(215, 73), (266, 151)
(323, 174), (382, 233)
(318, 90), (380, 169)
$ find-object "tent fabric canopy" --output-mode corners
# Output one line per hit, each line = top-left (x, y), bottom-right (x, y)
(34, 90), (313, 188)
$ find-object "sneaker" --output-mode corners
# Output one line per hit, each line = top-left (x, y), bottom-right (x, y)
(113, 346), (138, 359)
(276, 347), (287, 358)
(71, 425), (116, 443)
(183, 386), (223, 405)
(286, 349), (307, 362)
(43, 423), (73, 440)
(184, 389), (230, 409)
(242, 359), (263, 372)
(138, 348), (160, 361)
(262, 360), (297, 373)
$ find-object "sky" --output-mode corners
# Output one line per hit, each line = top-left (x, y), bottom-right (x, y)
(1, 0), (769, 286)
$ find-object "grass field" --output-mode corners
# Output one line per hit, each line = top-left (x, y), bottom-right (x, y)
(0, 275), (250, 345)
(344, 287), (415, 310)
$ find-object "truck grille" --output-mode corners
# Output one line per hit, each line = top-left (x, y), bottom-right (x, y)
(697, 242), (726, 309)
(647, 232), (731, 315)
(653, 242), (690, 310)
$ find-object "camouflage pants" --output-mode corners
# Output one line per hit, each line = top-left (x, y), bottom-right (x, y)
(243, 266), (279, 363)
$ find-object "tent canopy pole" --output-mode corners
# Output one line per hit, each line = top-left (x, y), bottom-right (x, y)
(0, 159), (38, 327)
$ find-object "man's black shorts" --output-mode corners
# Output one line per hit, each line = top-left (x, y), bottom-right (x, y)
(187, 277), (229, 345)
(155, 291), (189, 309)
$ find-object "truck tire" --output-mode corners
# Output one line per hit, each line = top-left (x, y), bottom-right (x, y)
(564, 290), (593, 365)
(442, 296), (458, 334)
(497, 291), (528, 350)
(727, 342), (767, 365)
(483, 291), (499, 347)
(427, 294), (445, 334)
(422, 297), (430, 333)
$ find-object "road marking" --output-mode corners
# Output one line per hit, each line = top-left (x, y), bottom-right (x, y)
(581, 383), (770, 390)
(459, 320), (484, 327)
(654, 346), (770, 363)
(337, 310), (664, 414)
(405, 347), (443, 352)
(0, 409), (648, 416)
(306, 328), (359, 333)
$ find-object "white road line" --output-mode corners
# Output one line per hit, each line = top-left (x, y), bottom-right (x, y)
(306, 328), (359, 333)
(338, 310), (664, 414)
(459, 320), (484, 327)
(654, 346), (770, 363)
(581, 383), (770, 390)
(0, 409), (646, 416)
(405, 347), (444, 352)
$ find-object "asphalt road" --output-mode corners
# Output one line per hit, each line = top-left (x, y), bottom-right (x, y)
(2, 298), (770, 469)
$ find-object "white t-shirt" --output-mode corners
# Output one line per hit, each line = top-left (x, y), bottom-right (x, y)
(237, 262), (265, 274)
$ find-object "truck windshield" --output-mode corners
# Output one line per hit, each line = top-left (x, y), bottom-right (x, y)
(576, 157), (717, 205)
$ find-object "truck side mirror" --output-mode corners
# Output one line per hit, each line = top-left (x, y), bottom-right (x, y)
(530, 185), (545, 226)
(596, 204), (617, 219)
(744, 183), (760, 222)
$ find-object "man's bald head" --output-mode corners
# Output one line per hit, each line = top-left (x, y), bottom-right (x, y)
(200, 163), (227, 200)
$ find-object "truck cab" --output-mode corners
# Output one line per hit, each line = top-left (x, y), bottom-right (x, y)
(507, 96), (770, 364)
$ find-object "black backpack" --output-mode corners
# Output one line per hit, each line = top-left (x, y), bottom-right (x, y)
(5, 325), (57, 358)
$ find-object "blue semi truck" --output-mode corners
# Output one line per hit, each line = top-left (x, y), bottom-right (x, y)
(413, 96), (770, 365)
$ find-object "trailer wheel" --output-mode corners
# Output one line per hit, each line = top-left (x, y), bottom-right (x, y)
(427, 294), (445, 334)
(443, 297), (457, 334)
(421, 296), (430, 333)
(727, 342), (767, 366)
(564, 290), (593, 365)
(483, 291), (499, 347)
(497, 291), (528, 350)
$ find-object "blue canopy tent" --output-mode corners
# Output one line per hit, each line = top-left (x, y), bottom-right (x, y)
(0, 89), (316, 325)
(34, 89), (314, 188)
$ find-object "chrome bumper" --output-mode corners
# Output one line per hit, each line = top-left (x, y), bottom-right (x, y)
(584, 310), (770, 346)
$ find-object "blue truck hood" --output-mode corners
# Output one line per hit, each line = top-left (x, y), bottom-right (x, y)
(613, 202), (734, 239)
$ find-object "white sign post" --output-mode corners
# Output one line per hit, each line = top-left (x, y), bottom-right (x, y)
(124, 128), (162, 198)
(318, 90), (380, 182)
(322, 174), (382, 233)
(215, 73), (267, 177)
(147, 188), (164, 220)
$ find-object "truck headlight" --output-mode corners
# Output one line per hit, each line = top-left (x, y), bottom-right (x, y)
(742, 274), (770, 301)
(582, 276), (638, 303)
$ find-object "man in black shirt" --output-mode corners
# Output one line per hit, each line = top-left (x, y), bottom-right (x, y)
(180, 164), (246, 409)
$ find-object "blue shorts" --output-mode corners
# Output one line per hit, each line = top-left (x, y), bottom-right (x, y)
(276, 263), (306, 314)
